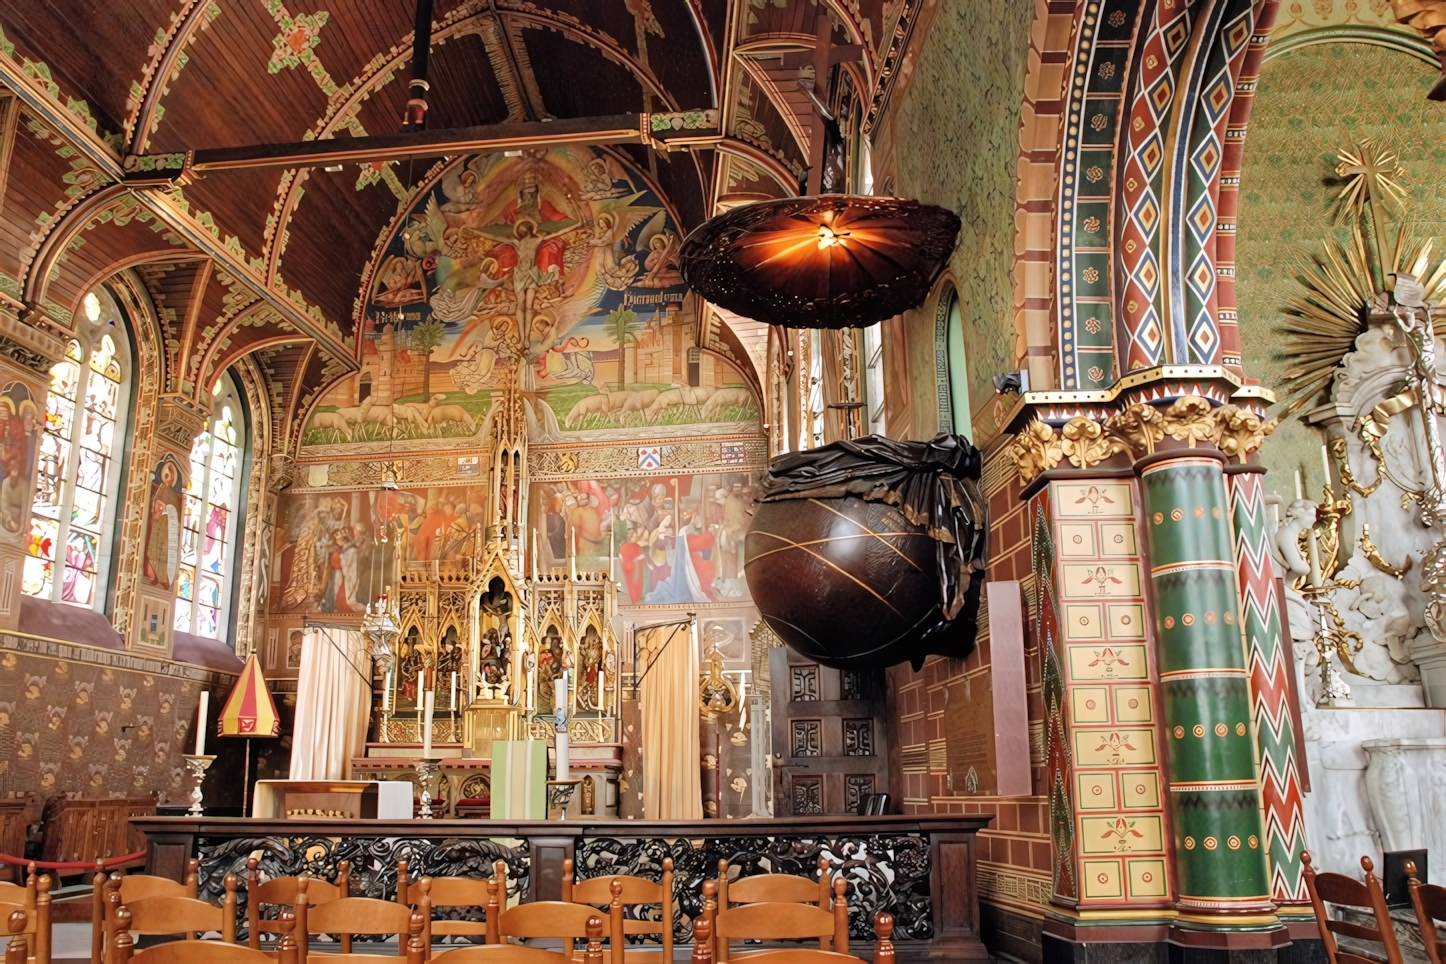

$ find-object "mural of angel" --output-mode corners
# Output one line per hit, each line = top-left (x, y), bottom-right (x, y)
(373, 255), (428, 307)
(638, 223), (683, 288)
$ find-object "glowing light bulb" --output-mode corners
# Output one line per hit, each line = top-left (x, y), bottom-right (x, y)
(817, 225), (838, 248)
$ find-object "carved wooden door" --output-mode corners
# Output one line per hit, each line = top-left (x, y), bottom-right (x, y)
(769, 648), (889, 815)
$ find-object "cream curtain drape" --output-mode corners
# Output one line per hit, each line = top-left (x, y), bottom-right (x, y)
(640, 622), (703, 820)
(289, 628), (372, 780)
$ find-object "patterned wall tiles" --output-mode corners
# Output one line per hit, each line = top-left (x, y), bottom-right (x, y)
(1047, 479), (1174, 907)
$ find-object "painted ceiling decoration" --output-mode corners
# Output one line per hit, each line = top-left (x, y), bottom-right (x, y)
(0, 0), (916, 437)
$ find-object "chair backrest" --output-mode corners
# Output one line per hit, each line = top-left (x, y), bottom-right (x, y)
(1408, 861), (1446, 964)
(304, 897), (413, 936)
(718, 857), (831, 909)
(399, 859), (504, 906)
(0, 865), (37, 911)
(563, 856), (674, 964)
(709, 877), (848, 964)
(433, 915), (606, 964)
(1303, 852), (1403, 964)
(109, 906), (275, 964)
(493, 902), (608, 940)
(713, 903), (838, 943)
(244, 858), (347, 949)
(113, 862), (200, 904)
(688, 913), (894, 964)
(123, 896), (232, 942)
(416, 877), (491, 908)
(0, 870), (49, 964)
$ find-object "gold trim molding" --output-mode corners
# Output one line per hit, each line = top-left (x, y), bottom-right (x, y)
(1005, 396), (1278, 485)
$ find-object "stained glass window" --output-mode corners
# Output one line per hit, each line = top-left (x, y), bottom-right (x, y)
(174, 373), (243, 640)
(25, 287), (130, 609)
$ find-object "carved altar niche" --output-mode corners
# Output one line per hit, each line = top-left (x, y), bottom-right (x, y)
(1303, 315), (1440, 706)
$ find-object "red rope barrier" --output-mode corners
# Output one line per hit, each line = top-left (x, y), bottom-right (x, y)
(0, 851), (145, 871)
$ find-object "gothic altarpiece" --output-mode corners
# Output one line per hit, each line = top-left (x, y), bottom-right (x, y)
(354, 388), (621, 814)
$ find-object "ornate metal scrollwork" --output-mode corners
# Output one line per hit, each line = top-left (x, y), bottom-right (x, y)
(195, 835), (529, 942)
(572, 833), (932, 943)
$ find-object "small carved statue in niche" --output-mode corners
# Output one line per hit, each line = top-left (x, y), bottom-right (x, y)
(398, 627), (423, 708)
(578, 625), (603, 710)
(580, 774), (596, 815)
(537, 625), (568, 714)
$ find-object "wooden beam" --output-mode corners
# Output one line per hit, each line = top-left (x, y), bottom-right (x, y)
(156, 111), (717, 175)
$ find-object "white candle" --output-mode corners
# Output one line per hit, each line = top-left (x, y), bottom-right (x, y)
(1321, 444), (1333, 493)
(450, 672), (457, 711)
(1294, 469), (1304, 500)
(597, 670), (606, 711)
(383, 670), (393, 712)
(194, 691), (209, 756)
(422, 689), (434, 757)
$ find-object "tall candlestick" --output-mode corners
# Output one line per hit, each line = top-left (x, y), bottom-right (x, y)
(597, 670), (606, 711)
(422, 689), (434, 757)
(554, 676), (569, 779)
(532, 527), (539, 577)
(383, 670), (393, 712)
(1307, 526), (1324, 587)
(450, 672), (457, 712)
(570, 528), (578, 580)
(194, 691), (209, 756)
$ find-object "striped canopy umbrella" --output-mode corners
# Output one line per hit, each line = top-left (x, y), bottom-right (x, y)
(217, 654), (280, 738)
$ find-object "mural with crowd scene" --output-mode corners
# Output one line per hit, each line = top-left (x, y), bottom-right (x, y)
(278, 145), (767, 622)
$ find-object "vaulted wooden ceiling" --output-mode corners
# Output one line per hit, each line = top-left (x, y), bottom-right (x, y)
(0, 0), (922, 441)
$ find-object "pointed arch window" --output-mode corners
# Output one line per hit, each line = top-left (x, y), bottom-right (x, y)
(174, 373), (244, 640)
(25, 287), (131, 608)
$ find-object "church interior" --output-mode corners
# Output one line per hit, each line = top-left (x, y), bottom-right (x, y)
(0, 0), (1445, 962)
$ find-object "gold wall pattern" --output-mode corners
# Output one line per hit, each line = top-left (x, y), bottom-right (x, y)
(107, 272), (164, 648)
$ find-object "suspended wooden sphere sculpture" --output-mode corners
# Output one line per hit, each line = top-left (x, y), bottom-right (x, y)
(744, 435), (987, 670)
(678, 195), (961, 329)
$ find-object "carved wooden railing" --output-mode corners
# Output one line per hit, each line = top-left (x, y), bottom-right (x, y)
(131, 814), (992, 960)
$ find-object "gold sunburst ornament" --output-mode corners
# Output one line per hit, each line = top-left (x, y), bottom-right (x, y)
(1278, 139), (1446, 416)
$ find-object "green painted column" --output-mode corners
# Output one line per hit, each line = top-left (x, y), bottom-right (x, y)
(1139, 454), (1276, 931)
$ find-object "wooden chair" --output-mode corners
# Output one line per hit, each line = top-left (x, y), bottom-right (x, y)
(110, 877), (239, 945)
(245, 859), (350, 950)
(705, 878), (849, 964)
(293, 880), (419, 959)
(483, 876), (622, 954)
(400, 859), (505, 944)
(97, 863), (202, 964)
(107, 906), (272, 964)
(562, 857), (673, 964)
(686, 914), (894, 964)
(1407, 861), (1446, 964)
(1302, 851), (1404, 964)
(716, 859), (831, 912)
(1, 873), (53, 964)
(0, 864), (39, 912)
